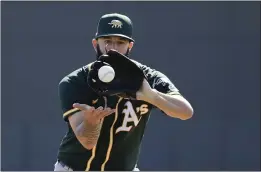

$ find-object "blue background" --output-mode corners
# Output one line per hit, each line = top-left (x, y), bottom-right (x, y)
(1, 1), (260, 170)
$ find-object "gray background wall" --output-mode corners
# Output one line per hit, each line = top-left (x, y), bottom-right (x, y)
(1, 1), (260, 171)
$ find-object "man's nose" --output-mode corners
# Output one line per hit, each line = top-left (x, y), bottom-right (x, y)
(106, 43), (118, 51)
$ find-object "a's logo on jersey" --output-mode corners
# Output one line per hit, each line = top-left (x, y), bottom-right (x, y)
(136, 104), (149, 115)
(108, 20), (123, 28)
(115, 101), (149, 134)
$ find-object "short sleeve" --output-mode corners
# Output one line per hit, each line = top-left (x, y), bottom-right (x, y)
(58, 68), (97, 122)
(136, 61), (180, 96)
(150, 71), (180, 96)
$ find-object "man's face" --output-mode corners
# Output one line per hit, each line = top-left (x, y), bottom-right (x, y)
(92, 36), (134, 57)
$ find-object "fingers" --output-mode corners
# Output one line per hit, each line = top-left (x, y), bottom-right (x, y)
(92, 106), (104, 116)
(73, 103), (115, 120)
(73, 103), (91, 111)
(93, 106), (115, 119)
(98, 107), (116, 118)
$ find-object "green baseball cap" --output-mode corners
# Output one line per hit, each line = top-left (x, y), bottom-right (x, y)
(95, 13), (134, 42)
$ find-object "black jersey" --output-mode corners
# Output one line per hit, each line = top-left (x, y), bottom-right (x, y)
(57, 60), (180, 171)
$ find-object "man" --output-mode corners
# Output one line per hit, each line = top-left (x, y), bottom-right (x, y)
(54, 13), (193, 171)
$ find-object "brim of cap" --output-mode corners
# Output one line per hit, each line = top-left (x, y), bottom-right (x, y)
(95, 34), (135, 42)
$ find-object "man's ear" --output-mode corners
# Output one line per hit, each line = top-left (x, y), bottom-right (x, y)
(92, 39), (97, 52)
(128, 41), (134, 51)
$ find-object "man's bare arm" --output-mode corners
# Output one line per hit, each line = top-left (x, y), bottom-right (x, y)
(148, 91), (193, 120)
(69, 105), (115, 150)
(137, 79), (193, 120)
(76, 119), (103, 148)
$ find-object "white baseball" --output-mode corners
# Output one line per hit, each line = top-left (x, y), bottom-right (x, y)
(98, 65), (115, 83)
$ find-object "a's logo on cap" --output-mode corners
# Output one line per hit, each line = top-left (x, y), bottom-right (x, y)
(108, 20), (123, 28)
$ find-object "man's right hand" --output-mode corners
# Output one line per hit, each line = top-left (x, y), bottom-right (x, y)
(73, 103), (115, 125)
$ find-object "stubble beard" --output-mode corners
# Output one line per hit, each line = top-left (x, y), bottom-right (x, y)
(96, 44), (130, 59)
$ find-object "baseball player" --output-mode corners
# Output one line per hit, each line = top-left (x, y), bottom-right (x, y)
(54, 13), (193, 171)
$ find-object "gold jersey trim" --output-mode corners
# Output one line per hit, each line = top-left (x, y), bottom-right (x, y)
(85, 146), (97, 171)
(63, 108), (79, 118)
(101, 97), (123, 171)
